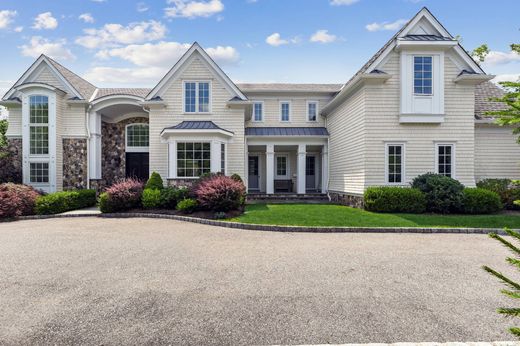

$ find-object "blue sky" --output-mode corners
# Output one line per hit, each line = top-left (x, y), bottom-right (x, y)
(0, 0), (519, 95)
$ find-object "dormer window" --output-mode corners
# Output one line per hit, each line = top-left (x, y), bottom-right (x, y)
(184, 81), (210, 113)
(413, 56), (432, 95)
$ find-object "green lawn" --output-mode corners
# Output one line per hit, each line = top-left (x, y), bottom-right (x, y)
(228, 203), (520, 229)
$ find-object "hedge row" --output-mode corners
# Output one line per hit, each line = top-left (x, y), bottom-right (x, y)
(35, 189), (96, 215)
(477, 179), (520, 210)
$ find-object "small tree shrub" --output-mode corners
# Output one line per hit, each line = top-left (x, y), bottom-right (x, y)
(193, 175), (246, 212)
(99, 178), (143, 213)
(461, 188), (502, 214)
(177, 198), (198, 214)
(35, 189), (96, 215)
(0, 183), (40, 218)
(230, 173), (243, 183)
(158, 186), (190, 209)
(364, 187), (426, 213)
(411, 173), (464, 214)
(477, 179), (520, 210)
(0, 149), (22, 183)
(145, 172), (164, 190)
(141, 188), (162, 209)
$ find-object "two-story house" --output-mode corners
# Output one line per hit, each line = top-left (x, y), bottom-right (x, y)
(2, 7), (519, 206)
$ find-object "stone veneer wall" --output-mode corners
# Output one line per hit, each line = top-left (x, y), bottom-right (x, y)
(63, 138), (88, 190)
(3, 138), (23, 183)
(329, 191), (364, 209)
(101, 117), (148, 186)
(167, 179), (197, 188)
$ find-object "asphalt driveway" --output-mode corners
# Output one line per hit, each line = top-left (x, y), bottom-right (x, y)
(0, 217), (516, 345)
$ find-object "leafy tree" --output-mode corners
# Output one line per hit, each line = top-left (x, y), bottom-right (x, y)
(483, 228), (520, 338)
(472, 44), (490, 62)
(0, 119), (8, 149)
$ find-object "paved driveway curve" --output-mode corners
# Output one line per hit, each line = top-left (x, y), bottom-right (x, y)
(0, 218), (515, 345)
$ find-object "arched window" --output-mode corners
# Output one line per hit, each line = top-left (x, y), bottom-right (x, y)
(126, 124), (149, 152)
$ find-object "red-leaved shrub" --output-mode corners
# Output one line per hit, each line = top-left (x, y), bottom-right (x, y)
(0, 183), (40, 218)
(99, 178), (143, 213)
(193, 175), (246, 212)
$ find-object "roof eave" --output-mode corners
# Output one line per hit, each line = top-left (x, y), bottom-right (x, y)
(454, 74), (495, 85)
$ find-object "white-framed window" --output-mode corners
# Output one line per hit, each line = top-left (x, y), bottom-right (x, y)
(220, 143), (226, 174)
(385, 143), (405, 184)
(436, 143), (455, 178)
(253, 101), (263, 122)
(176, 142), (211, 178)
(275, 154), (289, 179)
(126, 124), (149, 152)
(413, 56), (433, 95)
(280, 101), (290, 122)
(307, 101), (318, 122)
(184, 81), (211, 113)
(29, 95), (49, 155)
(30, 162), (49, 183)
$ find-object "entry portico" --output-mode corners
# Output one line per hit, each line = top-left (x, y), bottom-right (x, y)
(246, 127), (329, 194)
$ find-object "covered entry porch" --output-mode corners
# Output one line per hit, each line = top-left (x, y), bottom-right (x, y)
(246, 129), (329, 195)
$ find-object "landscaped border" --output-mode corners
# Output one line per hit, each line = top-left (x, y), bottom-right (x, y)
(15, 212), (512, 234)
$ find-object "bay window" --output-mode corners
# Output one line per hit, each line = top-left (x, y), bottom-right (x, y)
(176, 142), (211, 178)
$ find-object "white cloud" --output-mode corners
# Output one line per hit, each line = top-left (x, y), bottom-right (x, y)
(14, 26), (23, 32)
(310, 29), (337, 44)
(79, 13), (95, 23)
(20, 36), (75, 60)
(366, 19), (408, 32)
(32, 12), (58, 30)
(330, 0), (359, 5)
(266, 33), (288, 46)
(75, 20), (167, 49)
(0, 10), (17, 29)
(96, 41), (239, 67)
(482, 50), (520, 66)
(137, 2), (149, 12)
(493, 73), (520, 84)
(165, 0), (224, 18)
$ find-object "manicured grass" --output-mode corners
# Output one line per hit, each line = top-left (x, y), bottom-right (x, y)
(229, 203), (520, 229)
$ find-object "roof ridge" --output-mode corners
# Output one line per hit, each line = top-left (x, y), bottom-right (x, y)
(44, 54), (97, 91)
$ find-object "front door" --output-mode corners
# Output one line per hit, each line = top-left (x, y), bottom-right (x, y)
(248, 155), (259, 190)
(126, 153), (149, 182)
(306, 155), (316, 190)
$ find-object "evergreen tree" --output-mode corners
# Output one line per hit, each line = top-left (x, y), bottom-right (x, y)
(483, 228), (520, 337)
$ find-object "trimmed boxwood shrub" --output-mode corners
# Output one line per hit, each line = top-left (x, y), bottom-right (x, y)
(477, 178), (520, 210)
(461, 188), (502, 214)
(158, 186), (189, 209)
(141, 188), (161, 209)
(364, 186), (426, 213)
(35, 189), (96, 215)
(0, 183), (40, 218)
(177, 198), (198, 214)
(411, 173), (464, 214)
(99, 178), (143, 213)
(192, 174), (246, 212)
(145, 172), (164, 190)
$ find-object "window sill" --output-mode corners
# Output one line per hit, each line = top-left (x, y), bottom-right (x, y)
(399, 114), (444, 124)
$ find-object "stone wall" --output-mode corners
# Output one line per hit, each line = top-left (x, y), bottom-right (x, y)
(63, 138), (88, 190)
(329, 191), (364, 209)
(102, 117), (148, 186)
(167, 179), (197, 188)
(0, 138), (23, 183)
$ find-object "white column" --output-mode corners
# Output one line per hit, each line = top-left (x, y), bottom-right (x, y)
(321, 144), (329, 194)
(168, 140), (176, 179)
(297, 144), (306, 194)
(88, 111), (102, 180)
(210, 140), (221, 173)
(266, 144), (274, 194)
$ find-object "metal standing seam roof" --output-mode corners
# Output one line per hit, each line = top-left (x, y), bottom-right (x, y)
(400, 34), (455, 41)
(162, 121), (234, 134)
(245, 127), (329, 136)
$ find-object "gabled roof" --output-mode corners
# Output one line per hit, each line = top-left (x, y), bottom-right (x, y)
(45, 56), (97, 100)
(94, 88), (151, 101)
(147, 42), (247, 101)
(237, 83), (342, 93)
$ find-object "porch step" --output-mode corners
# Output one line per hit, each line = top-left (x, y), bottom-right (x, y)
(247, 193), (330, 204)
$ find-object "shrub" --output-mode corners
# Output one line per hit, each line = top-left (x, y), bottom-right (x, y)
(0, 147), (22, 184)
(193, 175), (246, 212)
(35, 189), (96, 215)
(461, 188), (502, 214)
(158, 186), (190, 209)
(477, 179), (520, 210)
(177, 198), (198, 214)
(230, 173), (243, 183)
(0, 183), (40, 218)
(364, 186), (426, 213)
(99, 178), (143, 213)
(145, 172), (164, 190)
(411, 173), (464, 214)
(141, 188), (162, 209)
